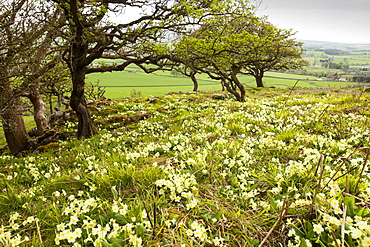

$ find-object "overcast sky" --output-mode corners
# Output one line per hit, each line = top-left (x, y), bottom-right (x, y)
(254, 0), (370, 44)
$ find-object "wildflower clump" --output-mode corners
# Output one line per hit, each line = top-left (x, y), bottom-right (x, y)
(0, 212), (35, 246)
(155, 165), (199, 209)
(54, 193), (151, 246)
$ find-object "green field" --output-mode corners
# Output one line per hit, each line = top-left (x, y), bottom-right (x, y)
(87, 68), (357, 98)
(87, 69), (222, 98)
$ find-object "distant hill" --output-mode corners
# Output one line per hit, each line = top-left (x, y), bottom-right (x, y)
(300, 40), (370, 51)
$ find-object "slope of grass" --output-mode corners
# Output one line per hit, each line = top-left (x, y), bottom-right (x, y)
(1, 88), (370, 246)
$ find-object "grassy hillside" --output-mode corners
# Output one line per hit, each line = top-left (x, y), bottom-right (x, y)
(1, 88), (370, 246)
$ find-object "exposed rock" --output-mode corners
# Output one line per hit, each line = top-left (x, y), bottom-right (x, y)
(49, 109), (77, 127)
(33, 142), (59, 154)
(146, 96), (165, 103)
(97, 113), (152, 126)
(344, 84), (370, 89)
(27, 129), (66, 153)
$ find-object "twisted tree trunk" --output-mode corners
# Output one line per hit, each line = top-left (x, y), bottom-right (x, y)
(27, 87), (49, 136)
(0, 80), (30, 154)
(70, 64), (97, 139)
(221, 78), (243, 102)
(2, 109), (30, 154)
(255, 69), (265, 87)
(190, 71), (199, 92)
(64, 0), (97, 139)
(231, 66), (245, 102)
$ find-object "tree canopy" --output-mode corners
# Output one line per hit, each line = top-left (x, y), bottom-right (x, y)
(172, 15), (308, 101)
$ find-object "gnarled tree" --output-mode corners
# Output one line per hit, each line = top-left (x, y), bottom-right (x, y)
(51, 0), (250, 139)
(0, 0), (30, 154)
(238, 19), (309, 87)
(0, 0), (61, 153)
(172, 15), (308, 101)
